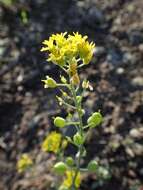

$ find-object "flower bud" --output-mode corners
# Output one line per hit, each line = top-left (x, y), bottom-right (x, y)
(60, 75), (67, 84)
(87, 160), (98, 172)
(71, 73), (80, 86)
(79, 109), (85, 116)
(76, 96), (82, 105)
(61, 140), (68, 149)
(66, 157), (74, 166)
(69, 61), (77, 75)
(82, 80), (90, 89)
(54, 117), (66, 128)
(87, 112), (103, 128)
(53, 162), (67, 175)
(42, 76), (57, 88)
(73, 133), (84, 146)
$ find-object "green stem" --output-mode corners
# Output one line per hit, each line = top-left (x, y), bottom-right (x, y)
(65, 122), (80, 126)
(61, 100), (76, 110)
(70, 83), (84, 190)
(70, 84), (83, 134)
(57, 83), (70, 88)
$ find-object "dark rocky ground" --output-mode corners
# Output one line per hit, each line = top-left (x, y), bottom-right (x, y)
(0, 0), (143, 190)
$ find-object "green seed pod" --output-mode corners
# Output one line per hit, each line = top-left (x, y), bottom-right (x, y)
(54, 117), (66, 128)
(87, 160), (98, 172)
(87, 112), (103, 128)
(43, 76), (57, 88)
(66, 157), (74, 166)
(73, 133), (84, 146)
(53, 162), (67, 175)
(87, 116), (93, 124)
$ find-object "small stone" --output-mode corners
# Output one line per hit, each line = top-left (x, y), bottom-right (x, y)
(17, 86), (23, 92)
(123, 52), (134, 63)
(133, 143), (143, 156)
(126, 147), (135, 157)
(128, 30), (143, 46)
(94, 46), (105, 57)
(139, 168), (143, 175)
(132, 77), (143, 86)
(127, 4), (135, 12)
(116, 67), (124, 74)
(114, 17), (121, 25)
(139, 44), (143, 51)
(107, 49), (123, 65)
(128, 169), (136, 178)
(17, 75), (23, 83)
(129, 129), (140, 138)
(85, 7), (105, 25)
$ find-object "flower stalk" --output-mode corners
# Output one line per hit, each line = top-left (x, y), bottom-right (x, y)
(17, 32), (108, 190)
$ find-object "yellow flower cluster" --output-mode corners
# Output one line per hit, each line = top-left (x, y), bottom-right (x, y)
(41, 32), (95, 66)
(17, 154), (33, 173)
(62, 170), (81, 188)
(42, 131), (62, 153)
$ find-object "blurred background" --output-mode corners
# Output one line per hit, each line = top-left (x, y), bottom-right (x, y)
(0, 0), (143, 190)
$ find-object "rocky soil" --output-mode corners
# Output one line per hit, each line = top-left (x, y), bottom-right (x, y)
(0, 0), (143, 190)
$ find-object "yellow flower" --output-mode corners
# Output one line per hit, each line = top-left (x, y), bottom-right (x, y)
(42, 131), (62, 153)
(62, 170), (81, 188)
(68, 32), (95, 64)
(41, 32), (68, 66)
(78, 41), (95, 64)
(17, 154), (33, 173)
(41, 32), (95, 67)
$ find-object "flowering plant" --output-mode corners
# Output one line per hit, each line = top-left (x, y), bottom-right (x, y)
(17, 32), (109, 190)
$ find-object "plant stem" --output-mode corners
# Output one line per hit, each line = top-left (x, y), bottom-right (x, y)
(61, 100), (76, 110)
(70, 82), (84, 190)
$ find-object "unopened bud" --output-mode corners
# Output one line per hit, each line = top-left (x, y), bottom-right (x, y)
(60, 76), (67, 84)
(71, 73), (80, 86)
(61, 140), (68, 149)
(73, 133), (84, 146)
(42, 76), (57, 88)
(79, 109), (85, 116)
(66, 157), (74, 166)
(76, 96), (82, 105)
